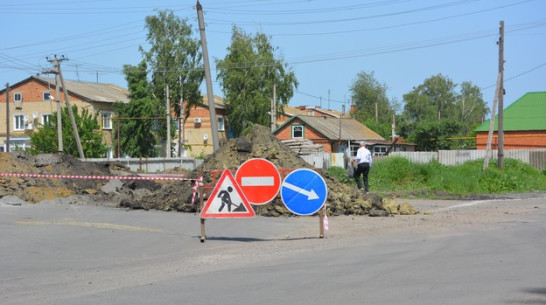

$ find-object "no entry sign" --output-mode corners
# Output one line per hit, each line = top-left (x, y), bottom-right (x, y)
(235, 158), (281, 205)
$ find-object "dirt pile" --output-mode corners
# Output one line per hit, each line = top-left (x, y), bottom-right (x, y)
(0, 125), (416, 216)
(124, 125), (397, 216)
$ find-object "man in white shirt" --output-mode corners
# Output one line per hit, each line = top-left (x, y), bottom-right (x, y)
(354, 141), (372, 193)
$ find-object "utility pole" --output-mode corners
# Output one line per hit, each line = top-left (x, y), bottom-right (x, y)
(55, 74), (63, 153)
(196, 1), (219, 152)
(178, 76), (183, 157)
(483, 73), (502, 171)
(166, 84), (171, 158)
(497, 20), (505, 169)
(50, 55), (85, 159)
(271, 84), (277, 131)
(5, 83), (10, 152)
(43, 60), (64, 153)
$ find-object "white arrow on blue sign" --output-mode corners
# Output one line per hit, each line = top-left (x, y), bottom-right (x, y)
(280, 168), (328, 216)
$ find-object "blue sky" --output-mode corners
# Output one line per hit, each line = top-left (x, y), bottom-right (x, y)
(1, 0), (544, 113)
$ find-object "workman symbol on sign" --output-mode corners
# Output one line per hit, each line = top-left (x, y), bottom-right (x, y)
(218, 186), (247, 213)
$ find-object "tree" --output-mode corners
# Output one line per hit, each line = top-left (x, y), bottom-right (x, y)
(30, 105), (107, 157)
(216, 26), (298, 137)
(114, 61), (159, 158)
(139, 9), (204, 141)
(349, 71), (396, 139)
(457, 81), (489, 135)
(403, 74), (457, 122)
(400, 74), (489, 150)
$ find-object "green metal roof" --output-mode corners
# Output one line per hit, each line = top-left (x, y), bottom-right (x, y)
(475, 92), (546, 132)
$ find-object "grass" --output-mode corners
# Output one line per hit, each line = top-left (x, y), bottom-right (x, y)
(325, 157), (546, 197)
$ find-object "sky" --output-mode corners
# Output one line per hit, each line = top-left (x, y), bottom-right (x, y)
(1, 0), (545, 113)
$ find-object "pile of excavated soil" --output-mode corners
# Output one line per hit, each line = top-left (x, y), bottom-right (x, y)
(123, 125), (415, 216)
(0, 125), (417, 216)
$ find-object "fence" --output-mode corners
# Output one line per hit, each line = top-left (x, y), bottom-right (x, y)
(299, 149), (546, 171)
(84, 149), (546, 173)
(85, 157), (204, 173)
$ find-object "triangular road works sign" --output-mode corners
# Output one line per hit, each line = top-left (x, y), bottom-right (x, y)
(201, 170), (255, 218)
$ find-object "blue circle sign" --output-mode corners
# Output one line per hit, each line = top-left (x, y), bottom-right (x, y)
(280, 168), (328, 216)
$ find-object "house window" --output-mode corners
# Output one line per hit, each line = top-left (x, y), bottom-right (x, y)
(14, 115), (25, 131)
(373, 145), (387, 156)
(13, 92), (22, 102)
(42, 114), (51, 125)
(218, 116), (225, 131)
(102, 112), (112, 130)
(291, 124), (304, 138)
(43, 91), (52, 101)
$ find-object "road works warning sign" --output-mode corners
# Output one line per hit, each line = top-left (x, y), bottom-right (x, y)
(200, 170), (255, 218)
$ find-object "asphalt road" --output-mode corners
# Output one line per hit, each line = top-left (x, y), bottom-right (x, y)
(1, 197), (545, 305)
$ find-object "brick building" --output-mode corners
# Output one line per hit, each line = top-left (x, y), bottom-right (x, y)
(475, 92), (546, 149)
(0, 76), (128, 156)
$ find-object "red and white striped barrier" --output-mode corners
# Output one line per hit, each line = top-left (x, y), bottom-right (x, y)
(0, 172), (196, 182)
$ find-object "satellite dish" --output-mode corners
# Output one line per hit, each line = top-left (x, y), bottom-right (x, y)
(33, 112), (38, 119)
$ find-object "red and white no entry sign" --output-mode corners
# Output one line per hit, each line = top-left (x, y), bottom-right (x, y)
(235, 158), (281, 205)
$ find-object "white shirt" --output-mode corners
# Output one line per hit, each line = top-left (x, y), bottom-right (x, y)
(355, 146), (372, 166)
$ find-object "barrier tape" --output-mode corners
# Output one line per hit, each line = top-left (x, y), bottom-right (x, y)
(138, 173), (188, 178)
(190, 177), (203, 205)
(0, 172), (195, 182)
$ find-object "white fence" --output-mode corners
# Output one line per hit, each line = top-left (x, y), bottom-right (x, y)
(85, 157), (204, 173)
(300, 149), (546, 171)
(84, 149), (546, 173)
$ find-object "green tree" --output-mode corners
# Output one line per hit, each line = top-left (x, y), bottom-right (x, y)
(457, 81), (489, 135)
(412, 119), (466, 151)
(30, 105), (107, 157)
(139, 9), (204, 141)
(403, 74), (457, 122)
(216, 26), (298, 136)
(349, 71), (396, 139)
(114, 61), (158, 157)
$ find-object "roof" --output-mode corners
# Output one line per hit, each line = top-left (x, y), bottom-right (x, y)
(281, 105), (343, 118)
(33, 76), (130, 103)
(274, 115), (385, 142)
(1, 76), (129, 103)
(201, 95), (226, 110)
(475, 92), (546, 132)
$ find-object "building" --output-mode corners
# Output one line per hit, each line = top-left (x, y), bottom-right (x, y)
(273, 115), (386, 156)
(475, 92), (546, 149)
(0, 76), (129, 155)
(178, 95), (228, 158)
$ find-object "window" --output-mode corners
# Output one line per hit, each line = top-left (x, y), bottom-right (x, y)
(102, 112), (112, 130)
(43, 91), (52, 101)
(291, 124), (304, 138)
(14, 115), (25, 131)
(373, 145), (387, 156)
(218, 116), (225, 131)
(13, 92), (22, 102)
(42, 114), (51, 125)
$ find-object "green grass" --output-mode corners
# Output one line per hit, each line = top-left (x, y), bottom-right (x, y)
(325, 157), (546, 197)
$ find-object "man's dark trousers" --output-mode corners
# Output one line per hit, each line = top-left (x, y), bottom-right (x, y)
(355, 162), (370, 192)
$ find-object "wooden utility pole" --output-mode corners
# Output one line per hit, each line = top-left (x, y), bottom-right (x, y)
(178, 76), (183, 157)
(55, 74), (63, 153)
(483, 73), (502, 171)
(196, 1), (220, 152)
(497, 20), (505, 169)
(271, 84), (277, 131)
(5, 83), (10, 152)
(52, 55), (85, 159)
(166, 84), (171, 158)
